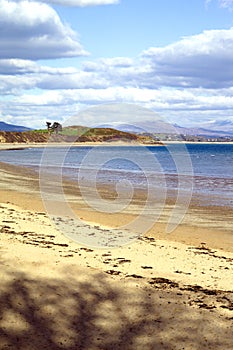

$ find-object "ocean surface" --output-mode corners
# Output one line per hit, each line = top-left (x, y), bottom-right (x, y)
(0, 143), (233, 207)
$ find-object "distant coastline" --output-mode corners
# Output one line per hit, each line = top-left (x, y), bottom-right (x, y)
(164, 140), (233, 145)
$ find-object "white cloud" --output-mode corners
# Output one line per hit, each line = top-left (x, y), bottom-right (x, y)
(0, 0), (87, 60)
(29, 0), (120, 6)
(1, 23), (233, 128)
(141, 27), (233, 88)
(218, 0), (233, 8)
(3, 86), (233, 128)
(81, 27), (233, 90)
(219, 0), (233, 7)
(2, 13), (233, 92)
(206, 0), (233, 8)
(0, 59), (111, 94)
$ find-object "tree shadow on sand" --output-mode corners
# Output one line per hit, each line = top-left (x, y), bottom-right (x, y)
(0, 265), (231, 350)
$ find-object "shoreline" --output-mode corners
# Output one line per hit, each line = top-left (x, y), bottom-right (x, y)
(1, 166), (233, 289)
(1, 140), (233, 152)
(1, 160), (233, 252)
(1, 158), (233, 349)
(0, 141), (163, 151)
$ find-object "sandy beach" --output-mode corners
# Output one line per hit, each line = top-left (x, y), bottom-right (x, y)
(0, 155), (233, 349)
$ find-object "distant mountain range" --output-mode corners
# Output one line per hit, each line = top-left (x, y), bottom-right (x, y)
(97, 119), (233, 137)
(197, 120), (233, 134)
(0, 121), (31, 132)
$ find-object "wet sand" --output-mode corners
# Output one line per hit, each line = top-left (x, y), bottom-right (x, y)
(0, 160), (233, 349)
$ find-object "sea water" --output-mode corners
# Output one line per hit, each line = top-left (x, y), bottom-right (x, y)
(0, 143), (232, 207)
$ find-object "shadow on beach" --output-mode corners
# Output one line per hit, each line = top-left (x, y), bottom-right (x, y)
(0, 265), (232, 350)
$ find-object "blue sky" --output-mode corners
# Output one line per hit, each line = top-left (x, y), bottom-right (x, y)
(1, 0), (233, 128)
(55, 0), (233, 58)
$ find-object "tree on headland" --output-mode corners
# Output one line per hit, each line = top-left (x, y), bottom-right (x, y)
(46, 122), (52, 135)
(46, 121), (62, 135)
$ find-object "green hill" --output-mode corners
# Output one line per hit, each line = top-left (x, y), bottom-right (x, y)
(0, 126), (162, 145)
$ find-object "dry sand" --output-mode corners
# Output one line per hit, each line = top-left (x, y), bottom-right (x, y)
(0, 158), (233, 349)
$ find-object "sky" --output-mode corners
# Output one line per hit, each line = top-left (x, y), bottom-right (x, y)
(1, 0), (233, 128)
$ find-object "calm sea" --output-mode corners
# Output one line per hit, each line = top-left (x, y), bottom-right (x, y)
(0, 143), (233, 207)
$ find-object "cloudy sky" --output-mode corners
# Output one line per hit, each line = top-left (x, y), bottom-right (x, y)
(1, 0), (233, 128)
